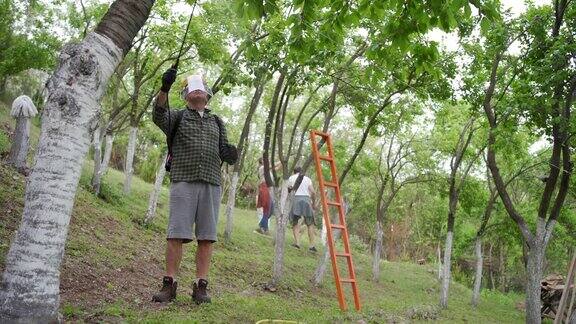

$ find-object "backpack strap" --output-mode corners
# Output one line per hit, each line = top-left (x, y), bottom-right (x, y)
(167, 110), (184, 155)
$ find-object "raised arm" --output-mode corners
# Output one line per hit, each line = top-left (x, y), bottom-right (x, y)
(152, 68), (177, 134)
(152, 92), (171, 134)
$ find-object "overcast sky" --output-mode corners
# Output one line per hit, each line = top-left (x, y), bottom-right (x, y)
(428, 0), (551, 51)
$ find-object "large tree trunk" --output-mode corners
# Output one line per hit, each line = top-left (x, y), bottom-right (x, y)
(8, 117), (31, 169)
(262, 72), (285, 187)
(123, 126), (138, 194)
(144, 151), (168, 224)
(271, 181), (291, 285)
(471, 237), (483, 307)
(372, 219), (384, 282)
(440, 182), (458, 309)
(440, 230), (454, 308)
(223, 78), (266, 242)
(223, 172), (239, 241)
(91, 132), (114, 194)
(525, 219), (554, 324)
(0, 1), (154, 321)
(525, 242), (545, 324)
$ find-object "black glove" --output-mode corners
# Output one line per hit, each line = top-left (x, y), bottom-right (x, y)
(220, 144), (238, 165)
(161, 68), (177, 93)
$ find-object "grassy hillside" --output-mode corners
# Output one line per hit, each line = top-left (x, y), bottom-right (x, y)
(0, 103), (525, 323)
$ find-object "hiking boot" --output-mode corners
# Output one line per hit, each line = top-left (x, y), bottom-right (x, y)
(152, 276), (177, 302)
(192, 279), (211, 304)
(291, 243), (300, 249)
(255, 228), (265, 235)
(309, 246), (318, 253)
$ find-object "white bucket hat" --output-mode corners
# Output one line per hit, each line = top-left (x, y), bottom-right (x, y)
(180, 74), (213, 100)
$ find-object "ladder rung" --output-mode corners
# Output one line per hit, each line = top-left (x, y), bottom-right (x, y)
(327, 201), (341, 206)
(331, 224), (345, 229)
(336, 252), (351, 257)
(319, 155), (333, 162)
(340, 278), (356, 283)
(324, 181), (338, 188)
(312, 130), (330, 138)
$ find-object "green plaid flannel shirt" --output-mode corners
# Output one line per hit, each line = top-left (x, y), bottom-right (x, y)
(153, 103), (229, 186)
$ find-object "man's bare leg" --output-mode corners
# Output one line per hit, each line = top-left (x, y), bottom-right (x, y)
(166, 239), (184, 279)
(196, 240), (213, 279)
(192, 240), (214, 304)
(292, 222), (301, 247)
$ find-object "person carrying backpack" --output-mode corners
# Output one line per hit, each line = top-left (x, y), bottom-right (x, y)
(151, 67), (237, 304)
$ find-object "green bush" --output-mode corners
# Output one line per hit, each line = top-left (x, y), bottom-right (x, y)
(349, 233), (370, 254)
(98, 181), (126, 206)
(136, 147), (162, 183)
(78, 167), (92, 191)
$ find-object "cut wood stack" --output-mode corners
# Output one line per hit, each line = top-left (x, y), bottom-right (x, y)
(541, 274), (575, 321)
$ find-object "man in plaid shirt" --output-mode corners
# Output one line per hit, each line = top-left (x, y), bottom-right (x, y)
(151, 67), (237, 304)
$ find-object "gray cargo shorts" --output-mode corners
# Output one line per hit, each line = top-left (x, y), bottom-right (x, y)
(168, 181), (221, 243)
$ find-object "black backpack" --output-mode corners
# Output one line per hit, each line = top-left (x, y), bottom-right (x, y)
(164, 110), (237, 171)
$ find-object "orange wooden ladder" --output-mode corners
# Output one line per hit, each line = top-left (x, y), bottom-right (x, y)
(310, 130), (361, 311)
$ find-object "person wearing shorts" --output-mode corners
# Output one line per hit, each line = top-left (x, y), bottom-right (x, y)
(151, 69), (237, 304)
(287, 166), (317, 252)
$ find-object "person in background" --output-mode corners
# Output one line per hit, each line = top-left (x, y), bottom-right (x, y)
(287, 166), (317, 252)
(255, 157), (281, 235)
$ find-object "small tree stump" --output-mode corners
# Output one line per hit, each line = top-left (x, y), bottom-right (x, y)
(8, 95), (37, 173)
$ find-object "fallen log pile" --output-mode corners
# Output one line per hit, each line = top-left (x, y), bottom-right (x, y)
(541, 274), (575, 322)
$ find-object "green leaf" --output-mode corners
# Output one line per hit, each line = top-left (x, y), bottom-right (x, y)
(480, 17), (491, 34)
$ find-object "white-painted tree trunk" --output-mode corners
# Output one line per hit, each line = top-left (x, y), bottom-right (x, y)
(313, 243), (331, 286)
(313, 229), (343, 286)
(91, 132), (114, 194)
(224, 172), (239, 242)
(440, 231), (454, 308)
(372, 219), (384, 282)
(144, 152), (168, 224)
(523, 219), (556, 324)
(123, 126), (138, 194)
(91, 126), (102, 187)
(320, 217), (327, 247)
(102, 133), (114, 173)
(8, 117), (31, 169)
(471, 237), (483, 308)
(0, 32), (122, 322)
(313, 213), (343, 286)
(525, 243), (545, 324)
(272, 181), (291, 285)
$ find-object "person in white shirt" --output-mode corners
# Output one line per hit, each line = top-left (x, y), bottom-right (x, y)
(287, 166), (317, 252)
